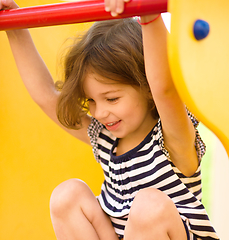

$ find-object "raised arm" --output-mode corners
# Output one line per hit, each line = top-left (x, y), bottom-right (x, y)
(103, 1), (199, 176)
(141, 15), (198, 176)
(1, 0), (91, 144)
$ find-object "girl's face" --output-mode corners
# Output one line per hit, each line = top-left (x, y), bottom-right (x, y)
(84, 73), (156, 141)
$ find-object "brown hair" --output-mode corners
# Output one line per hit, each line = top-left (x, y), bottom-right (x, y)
(56, 18), (158, 129)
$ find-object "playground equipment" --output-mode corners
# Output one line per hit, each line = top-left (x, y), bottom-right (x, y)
(0, 0), (167, 30)
(168, 0), (229, 156)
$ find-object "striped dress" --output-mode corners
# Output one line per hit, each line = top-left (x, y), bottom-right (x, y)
(87, 113), (219, 240)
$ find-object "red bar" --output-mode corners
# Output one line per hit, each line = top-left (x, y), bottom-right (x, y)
(0, 0), (167, 31)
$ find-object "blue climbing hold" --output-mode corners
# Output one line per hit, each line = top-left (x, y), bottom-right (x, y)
(193, 19), (210, 40)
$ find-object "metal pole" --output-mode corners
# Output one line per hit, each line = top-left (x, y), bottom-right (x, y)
(0, 0), (167, 31)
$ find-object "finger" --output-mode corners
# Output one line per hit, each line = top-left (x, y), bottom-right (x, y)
(109, 0), (118, 16)
(0, 0), (18, 10)
(8, 0), (18, 9)
(1, 0), (8, 9)
(116, 0), (125, 14)
(0, 0), (5, 9)
(104, 0), (111, 12)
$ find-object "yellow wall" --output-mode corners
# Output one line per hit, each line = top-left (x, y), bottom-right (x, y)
(168, 0), (229, 156)
(0, 1), (103, 239)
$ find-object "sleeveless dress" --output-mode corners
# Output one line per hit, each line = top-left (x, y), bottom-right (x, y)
(87, 112), (219, 240)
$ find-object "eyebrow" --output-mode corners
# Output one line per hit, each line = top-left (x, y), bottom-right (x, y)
(85, 90), (121, 99)
(100, 90), (122, 95)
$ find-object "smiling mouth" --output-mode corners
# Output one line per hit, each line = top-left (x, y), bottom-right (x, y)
(107, 121), (119, 126)
(105, 120), (121, 129)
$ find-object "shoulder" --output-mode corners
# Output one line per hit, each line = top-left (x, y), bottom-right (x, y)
(158, 110), (206, 176)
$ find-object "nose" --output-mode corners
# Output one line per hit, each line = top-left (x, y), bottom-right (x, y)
(93, 103), (110, 120)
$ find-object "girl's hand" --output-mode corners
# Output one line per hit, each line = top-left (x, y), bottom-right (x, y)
(0, 0), (18, 10)
(104, 0), (130, 17)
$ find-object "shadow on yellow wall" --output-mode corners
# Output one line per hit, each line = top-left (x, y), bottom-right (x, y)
(0, 1), (104, 239)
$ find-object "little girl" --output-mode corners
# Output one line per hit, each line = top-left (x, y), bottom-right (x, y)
(1, 0), (219, 239)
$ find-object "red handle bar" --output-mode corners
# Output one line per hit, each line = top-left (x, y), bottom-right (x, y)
(0, 0), (167, 31)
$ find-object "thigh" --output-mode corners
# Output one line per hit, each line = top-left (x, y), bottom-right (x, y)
(124, 188), (188, 240)
(50, 179), (119, 240)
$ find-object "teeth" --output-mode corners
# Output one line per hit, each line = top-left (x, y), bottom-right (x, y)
(107, 121), (118, 126)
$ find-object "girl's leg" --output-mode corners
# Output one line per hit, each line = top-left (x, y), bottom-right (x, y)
(124, 188), (187, 240)
(50, 178), (119, 240)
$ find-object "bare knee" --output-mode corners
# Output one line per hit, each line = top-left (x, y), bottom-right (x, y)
(50, 178), (88, 217)
(129, 188), (174, 227)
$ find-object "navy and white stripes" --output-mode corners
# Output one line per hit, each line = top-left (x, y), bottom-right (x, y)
(87, 115), (219, 239)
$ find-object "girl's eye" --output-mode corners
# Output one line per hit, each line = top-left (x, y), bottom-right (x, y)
(107, 97), (119, 102)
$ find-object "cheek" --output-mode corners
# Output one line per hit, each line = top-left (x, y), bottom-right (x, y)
(130, 97), (149, 113)
(118, 102), (139, 120)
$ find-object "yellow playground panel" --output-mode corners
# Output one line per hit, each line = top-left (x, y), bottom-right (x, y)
(168, 0), (229, 156)
(0, 1), (103, 239)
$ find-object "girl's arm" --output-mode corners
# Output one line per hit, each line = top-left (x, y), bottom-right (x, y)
(1, 0), (91, 144)
(141, 15), (198, 176)
(105, 0), (199, 176)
